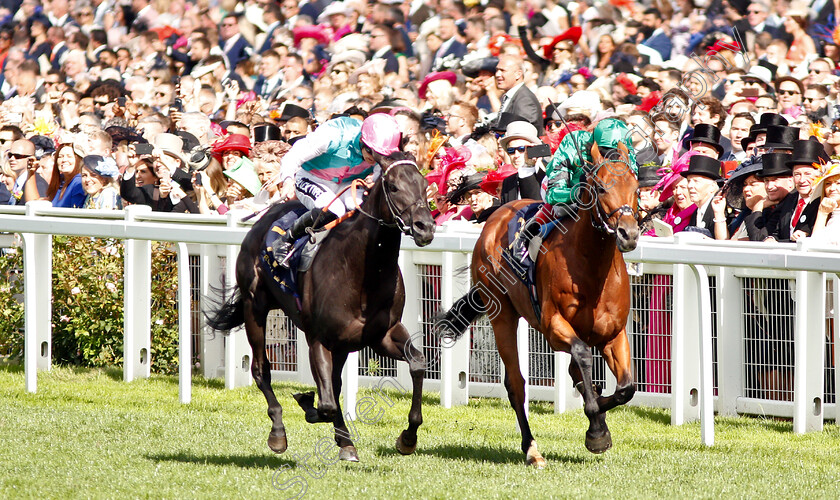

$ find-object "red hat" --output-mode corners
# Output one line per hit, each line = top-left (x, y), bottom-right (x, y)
(425, 146), (472, 195)
(542, 27), (582, 60)
(480, 164), (517, 196)
(212, 133), (252, 158)
(418, 71), (457, 100)
(293, 25), (329, 47)
(152, 25), (182, 41)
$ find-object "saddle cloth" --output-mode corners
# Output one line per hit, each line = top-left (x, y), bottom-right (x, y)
(501, 203), (561, 320)
(260, 207), (330, 299)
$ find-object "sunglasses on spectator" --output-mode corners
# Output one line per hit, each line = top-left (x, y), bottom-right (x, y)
(10, 153), (32, 159)
(546, 120), (563, 130)
(506, 146), (527, 154)
(803, 97), (822, 102)
(778, 89), (800, 96)
(809, 68), (829, 74)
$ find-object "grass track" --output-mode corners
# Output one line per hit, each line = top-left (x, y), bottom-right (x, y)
(1, 364), (839, 499)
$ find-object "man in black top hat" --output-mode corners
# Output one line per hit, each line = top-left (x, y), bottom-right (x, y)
(253, 123), (282, 143)
(781, 139), (827, 241)
(751, 113), (789, 153)
(684, 123), (724, 159)
(683, 155), (723, 236)
(761, 125), (798, 154)
(637, 165), (661, 232)
(754, 152), (797, 241)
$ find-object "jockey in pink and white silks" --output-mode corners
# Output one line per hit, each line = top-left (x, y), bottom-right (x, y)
(271, 113), (402, 264)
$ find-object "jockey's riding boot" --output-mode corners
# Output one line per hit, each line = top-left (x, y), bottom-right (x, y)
(274, 208), (338, 268)
(513, 219), (540, 264)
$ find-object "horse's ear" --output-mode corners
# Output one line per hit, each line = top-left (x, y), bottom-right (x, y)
(617, 141), (629, 158)
(591, 142), (602, 163)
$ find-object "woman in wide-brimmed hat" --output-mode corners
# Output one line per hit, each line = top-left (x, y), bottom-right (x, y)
(809, 162), (840, 244)
(81, 155), (122, 210)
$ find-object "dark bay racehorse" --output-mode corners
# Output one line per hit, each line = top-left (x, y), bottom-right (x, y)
(437, 142), (639, 467)
(207, 151), (434, 462)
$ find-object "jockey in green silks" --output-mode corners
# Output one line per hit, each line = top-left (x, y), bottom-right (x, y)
(512, 118), (638, 262)
(543, 118), (638, 209)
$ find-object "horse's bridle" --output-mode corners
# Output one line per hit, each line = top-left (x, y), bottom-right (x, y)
(586, 156), (639, 236)
(358, 158), (425, 236)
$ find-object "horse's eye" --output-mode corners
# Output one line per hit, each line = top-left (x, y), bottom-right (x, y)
(388, 183), (398, 193)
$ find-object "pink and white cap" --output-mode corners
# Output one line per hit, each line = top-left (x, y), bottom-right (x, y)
(360, 114), (402, 156)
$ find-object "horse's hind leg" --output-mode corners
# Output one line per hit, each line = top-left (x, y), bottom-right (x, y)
(371, 321), (425, 455)
(597, 329), (636, 413)
(493, 308), (546, 468)
(568, 337), (611, 454)
(243, 291), (287, 453)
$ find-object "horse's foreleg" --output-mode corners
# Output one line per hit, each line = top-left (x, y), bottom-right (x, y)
(494, 311), (545, 468)
(326, 350), (359, 462)
(569, 337), (611, 454)
(372, 322), (425, 455)
(597, 329), (636, 413)
(243, 295), (287, 453)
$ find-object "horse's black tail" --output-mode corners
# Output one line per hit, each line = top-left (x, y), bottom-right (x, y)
(204, 286), (245, 332)
(434, 285), (486, 342)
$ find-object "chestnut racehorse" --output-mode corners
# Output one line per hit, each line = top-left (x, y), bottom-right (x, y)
(437, 142), (640, 467)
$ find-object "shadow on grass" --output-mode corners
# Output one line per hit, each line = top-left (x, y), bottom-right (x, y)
(145, 451), (295, 469)
(623, 405), (672, 426)
(375, 443), (587, 465)
(0, 362), (23, 373)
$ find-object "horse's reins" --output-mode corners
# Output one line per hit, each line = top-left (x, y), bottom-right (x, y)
(351, 159), (423, 236)
(315, 159), (422, 236)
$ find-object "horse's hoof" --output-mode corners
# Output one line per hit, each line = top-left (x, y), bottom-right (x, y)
(526, 444), (546, 469)
(585, 430), (612, 454)
(395, 430), (417, 455)
(268, 433), (288, 454)
(339, 445), (359, 462)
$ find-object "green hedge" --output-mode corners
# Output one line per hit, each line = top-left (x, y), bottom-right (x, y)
(0, 236), (182, 374)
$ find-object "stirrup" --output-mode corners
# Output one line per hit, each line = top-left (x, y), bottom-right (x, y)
(274, 241), (293, 268)
(513, 220), (539, 263)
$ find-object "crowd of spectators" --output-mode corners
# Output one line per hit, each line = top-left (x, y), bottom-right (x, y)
(0, 0), (836, 247)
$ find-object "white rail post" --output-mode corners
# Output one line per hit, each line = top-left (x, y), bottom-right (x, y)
(22, 200), (53, 393)
(396, 248), (417, 389)
(517, 318), (530, 419)
(123, 205), (152, 382)
(200, 244), (225, 378)
(793, 242), (825, 433)
(342, 351), (359, 420)
(176, 243), (192, 403)
(440, 249), (470, 407)
(224, 211), (252, 389)
(833, 274), (840, 425)
(554, 351), (581, 413)
(716, 266), (743, 417)
(689, 264), (715, 447)
(672, 247), (701, 425)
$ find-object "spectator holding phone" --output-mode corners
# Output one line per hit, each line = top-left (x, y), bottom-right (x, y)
(120, 134), (198, 213)
(24, 141), (86, 208)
